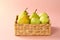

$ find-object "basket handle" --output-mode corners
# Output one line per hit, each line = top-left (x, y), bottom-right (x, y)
(15, 15), (18, 23)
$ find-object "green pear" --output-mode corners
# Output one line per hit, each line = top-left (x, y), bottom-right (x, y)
(17, 8), (30, 24)
(40, 17), (49, 24)
(30, 9), (40, 24)
(31, 18), (40, 24)
(39, 12), (49, 18)
(29, 9), (40, 19)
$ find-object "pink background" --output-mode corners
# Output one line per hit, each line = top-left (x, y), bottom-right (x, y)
(0, 0), (60, 40)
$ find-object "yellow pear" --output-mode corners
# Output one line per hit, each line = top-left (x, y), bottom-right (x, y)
(17, 8), (30, 24)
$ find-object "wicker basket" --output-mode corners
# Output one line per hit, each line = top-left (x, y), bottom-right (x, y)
(15, 15), (51, 36)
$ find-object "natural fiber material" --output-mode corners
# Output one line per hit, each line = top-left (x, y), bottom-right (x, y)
(15, 15), (51, 36)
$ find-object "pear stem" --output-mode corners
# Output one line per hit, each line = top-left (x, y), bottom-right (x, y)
(25, 8), (28, 11)
(35, 9), (37, 13)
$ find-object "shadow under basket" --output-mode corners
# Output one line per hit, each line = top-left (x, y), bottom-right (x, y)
(15, 15), (51, 36)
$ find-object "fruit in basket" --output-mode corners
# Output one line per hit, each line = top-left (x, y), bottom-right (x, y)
(30, 9), (40, 24)
(40, 16), (49, 24)
(18, 8), (28, 18)
(39, 12), (49, 18)
(31, 18), (40, 24)
(29, 9), (40, 19)
(17, 8), (30, 24)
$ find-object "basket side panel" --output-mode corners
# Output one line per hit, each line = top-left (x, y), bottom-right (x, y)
(15, 24), (51, 36)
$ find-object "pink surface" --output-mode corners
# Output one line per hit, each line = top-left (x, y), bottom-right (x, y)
(0, 0), (60, 40)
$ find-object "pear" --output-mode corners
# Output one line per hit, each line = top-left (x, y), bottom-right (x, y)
(39, 12), (49, 24)
(40, 16), (49, 24)
(30, 9), (40, 24)
(39, 12), (49, 18)
(18, 8), (28, 19)
(17, 8), (30, 24)
(29, 9), (40, 19)
(31, 18), (40, 24)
